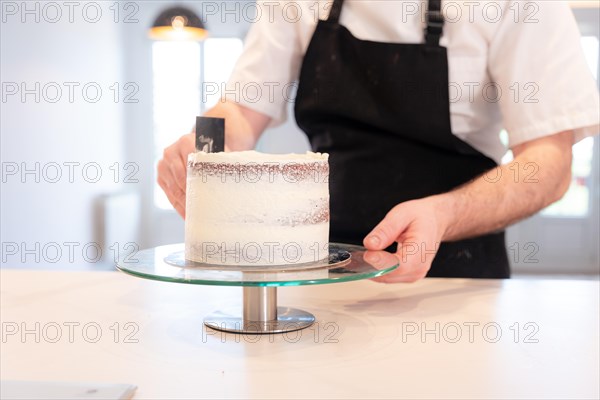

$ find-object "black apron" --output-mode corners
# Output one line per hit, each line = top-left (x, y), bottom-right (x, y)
(294, 0), (510, 278)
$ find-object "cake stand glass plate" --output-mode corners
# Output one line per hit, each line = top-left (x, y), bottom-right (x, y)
(116, 243), (398, 287)
(116, 243), (398, 334)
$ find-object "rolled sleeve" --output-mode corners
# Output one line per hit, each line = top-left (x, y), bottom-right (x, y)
(224, 1), (306, 127)
(487, 1), (600, 148)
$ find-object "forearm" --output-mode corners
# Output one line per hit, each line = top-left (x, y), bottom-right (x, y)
(202, 100), (271, 151)
(434, 131), (574, 242)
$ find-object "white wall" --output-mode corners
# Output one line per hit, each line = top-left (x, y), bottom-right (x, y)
(1, 2), (126, 269)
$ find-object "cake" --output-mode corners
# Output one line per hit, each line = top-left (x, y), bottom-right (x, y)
(185, 151), (330, 266)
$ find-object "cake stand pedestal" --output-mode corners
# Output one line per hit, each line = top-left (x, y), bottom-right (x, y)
(116, 243), (398, 334)
(204, 287), (316, 333)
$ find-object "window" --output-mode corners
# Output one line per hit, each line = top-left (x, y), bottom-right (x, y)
(204, 38), (244, 109)
(541, 36), (599, 217)
(152, 41), (201, 210)
(152, 38), (243, 209)
(501, 36), (598, 217)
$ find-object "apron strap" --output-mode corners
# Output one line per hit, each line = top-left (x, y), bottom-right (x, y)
(425, 0), (444, 46)
(329, 0), (444, 46)
(327, 0), (345, 23)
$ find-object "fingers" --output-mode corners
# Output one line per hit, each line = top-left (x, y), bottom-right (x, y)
(157, 174), (186, 218)
(364, 204), (411, 250)
(365, 201), (441, 284)
(157, 133), (195, 219)
(382, 239), (437, 283)
(371, 273), (426, 284)
(370, 258), (429, 284)
(168, 159), (187, 194)
(365, 250), (425, 283)
(178, 133), (195, 163)
(364, 245), (428, 284)
(363, 250), (397, 271)
(166, 134), (193, 193)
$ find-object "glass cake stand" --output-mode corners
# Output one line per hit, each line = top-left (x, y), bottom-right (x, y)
(115, 243), (398, 334)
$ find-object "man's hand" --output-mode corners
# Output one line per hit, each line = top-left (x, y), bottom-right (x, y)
(364, 197), (448, 283)
(157, 101), (272, 218)
(364, 130), (574, 283)
(157, 132), (195, 218)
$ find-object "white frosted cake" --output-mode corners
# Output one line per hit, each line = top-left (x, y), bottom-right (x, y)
(185, 151), (329, 266)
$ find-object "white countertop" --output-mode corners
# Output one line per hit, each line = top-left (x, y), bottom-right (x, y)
(1, 269), (598, 399)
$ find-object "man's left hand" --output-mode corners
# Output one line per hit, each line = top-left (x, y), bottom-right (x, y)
(363, 197), (449, 283)
(363, 131), (574, 283)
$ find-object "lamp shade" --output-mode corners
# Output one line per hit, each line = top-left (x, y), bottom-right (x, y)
(149, 6), (208, 41)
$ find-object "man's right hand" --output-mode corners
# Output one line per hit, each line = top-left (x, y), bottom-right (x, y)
(157, 132), (195, 218)
(156, 101), (272, 218)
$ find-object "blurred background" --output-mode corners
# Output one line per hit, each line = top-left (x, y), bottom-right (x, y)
(1, 1), (599, 278)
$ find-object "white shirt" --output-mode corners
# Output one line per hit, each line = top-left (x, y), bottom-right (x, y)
(225, 0), (600, 162)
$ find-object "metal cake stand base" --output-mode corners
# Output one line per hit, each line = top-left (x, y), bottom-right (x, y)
(204, 287), (314, 334)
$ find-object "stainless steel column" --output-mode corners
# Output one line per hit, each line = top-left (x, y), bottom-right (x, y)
(205, 286), (314, 333)
(243, 287), (277, 322)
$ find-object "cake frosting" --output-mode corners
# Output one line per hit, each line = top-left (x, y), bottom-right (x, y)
(185, 151), (330, 266)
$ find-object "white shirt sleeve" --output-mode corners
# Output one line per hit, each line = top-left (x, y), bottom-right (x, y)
(487, 1), (600, 148)
(224, 1), (306, 127)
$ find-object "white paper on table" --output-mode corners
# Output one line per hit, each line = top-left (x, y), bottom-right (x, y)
(0, 381), (137, 400)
